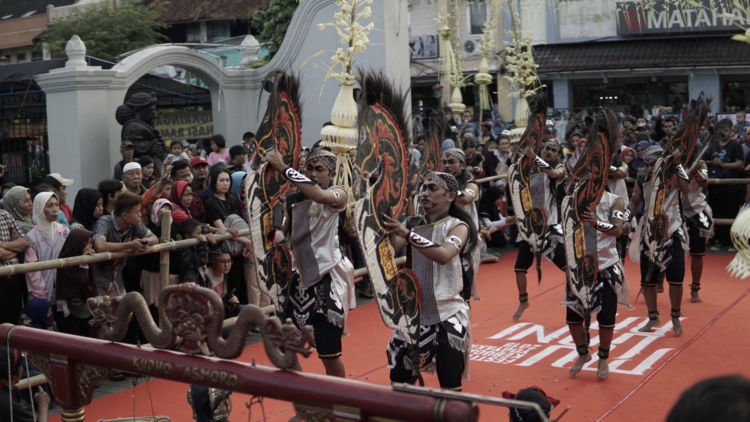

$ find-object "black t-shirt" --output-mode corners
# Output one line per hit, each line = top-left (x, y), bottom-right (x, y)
(203, 194), (240, 225)
(703, 140), (743, 179)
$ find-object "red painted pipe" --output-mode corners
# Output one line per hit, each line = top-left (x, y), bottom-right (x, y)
(1, 324), (478, 421)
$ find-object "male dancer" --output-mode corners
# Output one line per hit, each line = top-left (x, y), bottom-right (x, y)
(513, 139), (567, 320)
(566, 189), (627, 380)
(264, 147), (351, 377)
(682, 159), (713, 303)
(382, 172), (477, 390)
(629, 145), (689, 334)
(441, 148), (480, 300)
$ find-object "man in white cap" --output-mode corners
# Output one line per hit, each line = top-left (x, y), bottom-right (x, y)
(42, 172), (74, 222)
(121, 162), (144, 195)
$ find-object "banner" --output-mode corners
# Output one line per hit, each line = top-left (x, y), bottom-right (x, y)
(616, 0), (748, 35)
(154, 110), (213, 140)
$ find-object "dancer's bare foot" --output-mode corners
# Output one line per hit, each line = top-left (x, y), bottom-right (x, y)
(638, 318), (660, 332)
(570, 353), (591, 376)
(597, 358), (609, 380)
(672, 317), (683, 336)
(691, 291), (702, 303)
(512, 301), (529, 321)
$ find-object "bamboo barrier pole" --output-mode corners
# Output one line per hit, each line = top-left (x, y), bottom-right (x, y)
(0, 229), (253, 277)
(159, 212), (172, 290)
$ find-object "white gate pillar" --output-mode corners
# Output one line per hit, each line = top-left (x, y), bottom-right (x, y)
(36, 36), (118, 198)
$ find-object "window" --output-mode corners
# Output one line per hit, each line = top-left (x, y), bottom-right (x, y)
(31, 50), (43, 61)
(206, 21), (230, 42)
(16, 52), (26, 62)
(468, 0), (487, 35)
(186, 22), (203, 43)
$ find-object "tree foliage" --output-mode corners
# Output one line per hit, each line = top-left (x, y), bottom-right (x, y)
(251, 0), (298, 59)
(43, 0), (168, 62)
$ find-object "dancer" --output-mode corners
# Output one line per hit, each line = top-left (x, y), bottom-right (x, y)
(264, 147), (351, 378)
(566, 189), (626, 379)
(629, 144), (689, 334)
(383, 171), (477, 390)
(441, 148), (481, 300)
(682, 158), (712, 303)
(511, 139), (567, 320)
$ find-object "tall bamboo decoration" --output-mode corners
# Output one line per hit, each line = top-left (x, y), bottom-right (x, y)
(437, 0), (466, 116)
(474, 0), (497, 122)
(503, 0), (543, 145)
(318, 0), (374, 197)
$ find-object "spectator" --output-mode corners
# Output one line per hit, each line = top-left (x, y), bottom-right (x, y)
(170, 160), (192, 182)
(735, 110), (750, 137)
(164, 140), (189, 166)
(226, 145), (249, 174)
(121, 162), (145, 195)
(41, 173), (74, 223)
(25, 192), (70, 330)
(0, 207), (29, 324)
(98, 179), (125, 215)
(242, 131), (256, 149)
(2, 186), (34, 235)
(169, 181), (195, 224)
(55, 228), (97, 337)
(113, 139), (136, 181)
(503, 386), (560, 422)
(92, 192), (158, 296)
(71, 188), (103, 231)
(564, 130), (586, 172)
(207, 134), (230, 166)
(178, 218), (212, 285)
(704, 118), (745, 249)
(189, 156), (210, 223)
(480, 120), (497, 144)
(667, 375), (750, 422)
(138, 155), (157, 188)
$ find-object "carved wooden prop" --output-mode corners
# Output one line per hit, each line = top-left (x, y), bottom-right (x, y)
(561, 109), (616, 317)
(508, 93), (548, 281)
(354, 72), (421, 343)
(421, 108), (444, 174)
(0, 323), (478, 422)
(246, 70), (302, 313)
(87, 283), (314, 368)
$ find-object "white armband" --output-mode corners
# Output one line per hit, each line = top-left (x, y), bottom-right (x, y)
(534, 155), (551, 169)
(675, 164), (689, 181)
(445, 235), (464, 251)
(408, 230), (438, 248)
(595, 220), (615, 232)
(282, 167), (314, 184)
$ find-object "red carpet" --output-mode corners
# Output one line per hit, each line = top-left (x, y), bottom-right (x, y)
(51, 252), (750, 421)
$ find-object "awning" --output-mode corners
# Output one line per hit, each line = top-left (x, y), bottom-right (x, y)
(534, 36), (750, 74)
(0, 59), (65, 82)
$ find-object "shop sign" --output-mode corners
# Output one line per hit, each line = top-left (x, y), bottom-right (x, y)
(154, 109), (213, 140)
(616, 0), (748, 35)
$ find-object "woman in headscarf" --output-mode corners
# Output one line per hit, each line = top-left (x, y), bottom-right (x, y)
(71, 188), (103, 231)
(55, 228), (96, 336)
(2, 186), (34, 235)
(230, 171), (248, 220)
(169, 180), (194, 224)
(24, 192), (70, 329)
